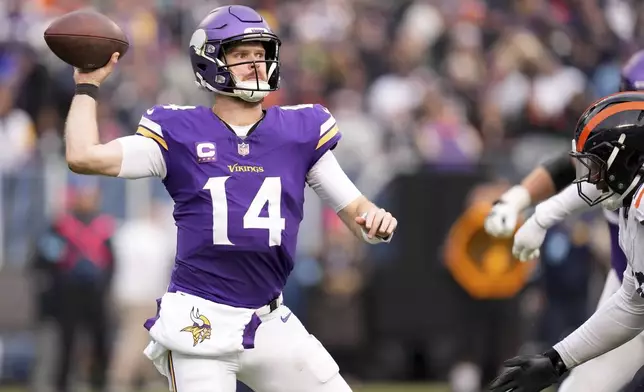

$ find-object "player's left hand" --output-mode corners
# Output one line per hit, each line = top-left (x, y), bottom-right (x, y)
(512, 216), (547, 262)
(355, 208), (397, 240)
(488, 353), (563, 392)
(485, 200), (520, 238)
(484, 185), (531, 238)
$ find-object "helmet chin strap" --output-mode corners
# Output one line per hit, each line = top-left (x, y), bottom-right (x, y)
(230, 62), (277, 102)
(209, 78), (271, 102)
(233, 80), (271, 102)
(214, 63), (275, 102)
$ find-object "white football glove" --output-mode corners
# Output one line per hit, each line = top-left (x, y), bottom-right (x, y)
(512, 216), (547, 262)
(484, 186), (531, 238)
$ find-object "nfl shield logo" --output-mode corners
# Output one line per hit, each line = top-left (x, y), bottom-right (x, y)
(238, 142), (250, 156)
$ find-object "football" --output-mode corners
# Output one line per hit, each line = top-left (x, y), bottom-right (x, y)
(44, 9), (129, 70)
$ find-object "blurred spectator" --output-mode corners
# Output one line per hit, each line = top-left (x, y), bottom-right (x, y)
(108, 201), (175, 392)
(0, 47), (38, 265)
(33, 176), (115, 392)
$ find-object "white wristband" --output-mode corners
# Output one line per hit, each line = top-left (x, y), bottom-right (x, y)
(500, 185), (531, 210)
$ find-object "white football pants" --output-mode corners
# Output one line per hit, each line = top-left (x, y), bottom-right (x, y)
(559, 269), (644, 392)
(162, 304), (352, 392)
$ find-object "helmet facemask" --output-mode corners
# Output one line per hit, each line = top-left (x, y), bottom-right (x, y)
(190, 29), (281, 102)
(216, 39), (279, 102)
(571, 134), (643, 210)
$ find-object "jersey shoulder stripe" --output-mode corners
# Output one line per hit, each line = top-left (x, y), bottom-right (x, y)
(136, 112), (168, 150)
(631, 183), (644, 223)
(314, 106), (339, 150)
(316, 124), (339, 150)
(136, 127), (168, 150)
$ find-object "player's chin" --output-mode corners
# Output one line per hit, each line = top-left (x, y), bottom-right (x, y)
(234, 95), (265, 105)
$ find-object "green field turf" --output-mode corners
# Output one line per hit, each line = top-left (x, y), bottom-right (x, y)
(354, 384), (448, 392)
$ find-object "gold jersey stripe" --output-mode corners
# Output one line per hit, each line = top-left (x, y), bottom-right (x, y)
(168, 351), (178, 392)
(316, 125), (339, 150)
(136, 126), (168, 150)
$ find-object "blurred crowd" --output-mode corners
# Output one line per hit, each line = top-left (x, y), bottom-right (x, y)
(0, 0), (641, 390)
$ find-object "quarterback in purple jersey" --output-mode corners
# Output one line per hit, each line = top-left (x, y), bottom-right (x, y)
(484, 50), (644, 392)
(64, 5), (397, 392)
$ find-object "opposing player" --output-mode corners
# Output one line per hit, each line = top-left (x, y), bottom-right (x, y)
(64, 5), (398, 392)
(488, 91), (644, 392)
(484, 51), (644, 392)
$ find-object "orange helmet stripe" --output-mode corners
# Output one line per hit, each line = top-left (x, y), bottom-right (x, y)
(577, 101), (644, 152)
(636, 186), (644, 208)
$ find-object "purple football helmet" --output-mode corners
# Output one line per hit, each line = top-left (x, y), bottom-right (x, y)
(189, 5), (281, 102)
(620, 50), (644, 92)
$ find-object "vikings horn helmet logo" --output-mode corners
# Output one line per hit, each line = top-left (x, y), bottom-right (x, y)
(180, 307), (212, 346)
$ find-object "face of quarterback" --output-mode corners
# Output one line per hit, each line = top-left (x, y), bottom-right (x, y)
(223, 42), (268, 84)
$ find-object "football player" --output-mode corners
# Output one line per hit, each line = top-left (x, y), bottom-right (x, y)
(488, 91), (644, 392)
(484, 50), (644, 392)
(64, 5), (397, 392)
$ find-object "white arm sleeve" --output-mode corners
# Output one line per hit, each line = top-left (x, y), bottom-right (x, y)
(533, 182), (601, 228)
(554, 265), (644, 369)
(306, 151), (361, 212)
(116, 135), (167, 179)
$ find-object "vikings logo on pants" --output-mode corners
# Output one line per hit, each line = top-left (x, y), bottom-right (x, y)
(181, 307), (212, 346)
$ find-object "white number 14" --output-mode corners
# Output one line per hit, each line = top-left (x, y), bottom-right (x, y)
(203, 177), (286, 246)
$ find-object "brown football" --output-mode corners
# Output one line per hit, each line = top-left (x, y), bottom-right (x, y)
(44, 9), (129, 70)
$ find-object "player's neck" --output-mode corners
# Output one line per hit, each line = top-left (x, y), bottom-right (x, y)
(212, 97), (264, 126)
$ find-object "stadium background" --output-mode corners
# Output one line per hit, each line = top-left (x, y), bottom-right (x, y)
(0, 0), (640, 391)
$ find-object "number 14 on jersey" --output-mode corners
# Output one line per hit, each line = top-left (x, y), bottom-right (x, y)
(203, 176), (286, 247)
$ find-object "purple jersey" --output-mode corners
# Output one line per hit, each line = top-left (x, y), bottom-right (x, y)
(136, 104), (341, 308)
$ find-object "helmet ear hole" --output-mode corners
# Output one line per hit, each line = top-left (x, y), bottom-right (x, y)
(197, 63), (207, 72)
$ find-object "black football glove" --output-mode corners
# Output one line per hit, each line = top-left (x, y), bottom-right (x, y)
(488, 348), (567, 392)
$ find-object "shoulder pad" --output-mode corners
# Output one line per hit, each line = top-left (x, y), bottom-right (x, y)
(136, 104), (199, 151)
(310, 104), (340, 152)
(279, 103), (340, 150)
